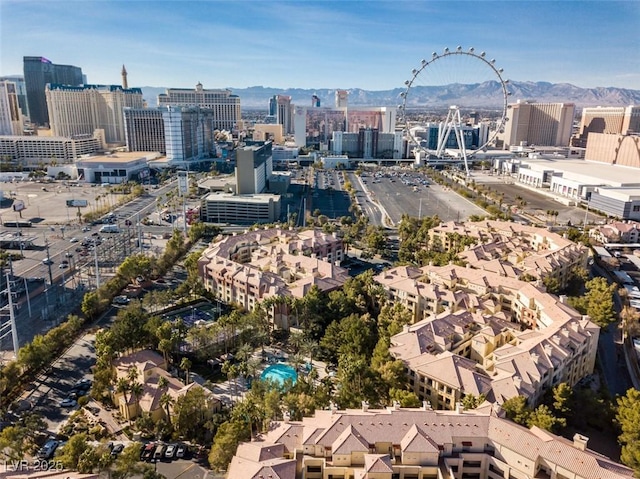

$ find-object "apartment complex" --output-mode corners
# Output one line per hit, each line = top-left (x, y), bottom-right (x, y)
(429, 220), (588, 289)
(0, 134), (102, 167)
(157, 82), (240, 131)
(23, 56), (84, 126)
(376, 264), (599, 408)
(227, 405), (632, 479)
(589, 221), (640, 244)
(197, 228), (347, 329)
(0, 80), (24, 135)
(111, 350), (220, 422)
(499, 101), (575, 148)
(45, 84), (143, 145)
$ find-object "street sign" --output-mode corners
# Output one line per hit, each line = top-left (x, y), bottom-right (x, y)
(12, 199), (25, 212)
(66, 199), (88, 207)
(177, 171), (189, 195)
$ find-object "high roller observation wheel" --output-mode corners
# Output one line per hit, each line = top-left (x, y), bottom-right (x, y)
(399, 46), (510, 163)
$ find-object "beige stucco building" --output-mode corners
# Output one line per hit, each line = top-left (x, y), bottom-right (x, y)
(197, 228), (347, 329)
(499, 101), (575, 148)
(376, 264), (599, 409)
(111, 350), (219, 422)
(428, 220), (588, 290)
(226, 405), (632, 479)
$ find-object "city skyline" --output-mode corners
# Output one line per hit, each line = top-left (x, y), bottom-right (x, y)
(0, 1), (639, 91)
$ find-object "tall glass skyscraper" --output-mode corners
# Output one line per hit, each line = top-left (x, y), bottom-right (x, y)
(23, 56), (83, 126)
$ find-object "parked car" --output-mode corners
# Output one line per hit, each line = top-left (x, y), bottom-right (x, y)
(59, 398), (77, 408)
(112, 295), (130, 305)
(164, 444), (176, 459)
(175, 444), (186, 458)
(153, 444), (166, 461)
(111, 443), (124, 458)
(37, 439), (59, 459)
(69, 237), (78, 243)
(140, 443), (155, 461)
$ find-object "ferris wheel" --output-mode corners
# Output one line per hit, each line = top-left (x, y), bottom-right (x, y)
(399, 46), (510, 176)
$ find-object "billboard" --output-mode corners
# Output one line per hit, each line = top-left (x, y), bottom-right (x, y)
(177, 171), (189, 195)
(12, 200), (25, 212)
(66, 199), (88, 207)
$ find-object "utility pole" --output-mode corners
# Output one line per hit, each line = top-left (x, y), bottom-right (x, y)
(23, 277), (31, 317)
(4, 271), (19, 357)
(44, 240), (53, 286)
(94, 238), (100, 289)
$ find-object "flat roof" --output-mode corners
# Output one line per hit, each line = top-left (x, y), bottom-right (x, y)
(203, 192), (280, 204)
(522, 158), (640, 187)
(595, 187), (640, 201)
(77, 152), (160, 164)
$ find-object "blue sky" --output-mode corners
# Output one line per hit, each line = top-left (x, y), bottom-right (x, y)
(1, 1), (638, 90)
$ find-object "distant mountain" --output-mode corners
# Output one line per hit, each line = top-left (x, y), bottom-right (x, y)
(141, 82), (640, 110)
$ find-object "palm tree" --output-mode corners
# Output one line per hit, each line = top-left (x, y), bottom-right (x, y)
(115, 378), (130, 417)
(159, 392), (174, 427)
(129, 381), (143, 419)
(180, 357), (192, 384)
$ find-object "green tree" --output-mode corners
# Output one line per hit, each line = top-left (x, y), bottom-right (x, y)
(57, 433), (91, 471)
(389, 388), (421, 408)
(552, 383), (574, 415)
(462, 393), (487, 410)
(502, 396), (532, 426)
(616, 388), (640, 475)
(208, 420), (251, 472)
(0, 425), (27, 461)
(173, 386), (217, 443)
(180, 357), (192, 384)
(81, 291), (102, 319)
(527, 404), (566, 433)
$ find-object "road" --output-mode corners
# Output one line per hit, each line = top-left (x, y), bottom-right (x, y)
(347, 172), (385, 227)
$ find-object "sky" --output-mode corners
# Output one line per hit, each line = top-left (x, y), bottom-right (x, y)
(1, 0), (639, 91)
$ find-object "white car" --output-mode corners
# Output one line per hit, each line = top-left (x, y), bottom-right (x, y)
(69, 237), (79, 243)
(59, 398), (77, 408)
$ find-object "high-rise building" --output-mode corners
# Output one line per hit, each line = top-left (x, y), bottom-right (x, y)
(235, 142), (273, 194)
(268, 95), (277, 116)
(574, 105), (640, 148)
(46, 84), (144, 144)
(121, 65), (128, 90)
(335, 89), (348, 108)
(123, 107), (166, 153)
(499, 101), (575, 148)
(276, 95), (293, 135)
(157, 83), (240, 131)
(0, 75), (29, 120)
(23, 56), (84, 126)
(163, 106), (218, 166)
(0, 80), (24, 135)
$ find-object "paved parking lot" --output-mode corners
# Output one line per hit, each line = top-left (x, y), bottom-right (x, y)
(363, 170), (486, 225)
(471, 173), (604, 225)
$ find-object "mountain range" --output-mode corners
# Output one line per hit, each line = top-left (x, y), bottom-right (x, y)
(141, 81), (640, 110)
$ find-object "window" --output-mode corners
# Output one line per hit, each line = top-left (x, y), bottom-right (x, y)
(307, 465), (322, 473)
(633, 205), (640, 212)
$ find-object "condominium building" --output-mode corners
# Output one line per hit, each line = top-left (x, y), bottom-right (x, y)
(589, 221), (640, 244)
(197, 228), (346, 328)
(499, 101), (575, 148)
(0, 80), (24, 135)
(23, 56), (84, 126)
(123, 107), (166, 153)
(157, 82), (240, 131)
(428, 220), (588, 289)
(0, 134), (102, 167)
(376, 264), (599, 408)
(46, 84), (144, 144)
(227, 405), (632, 479)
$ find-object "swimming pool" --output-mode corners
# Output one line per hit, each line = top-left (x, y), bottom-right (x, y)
(261, 364), (297, 385)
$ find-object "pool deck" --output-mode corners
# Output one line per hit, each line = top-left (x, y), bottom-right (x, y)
(209, 346), (330, 406)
